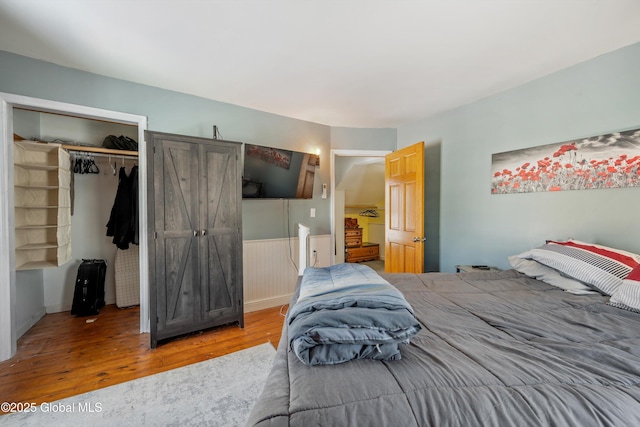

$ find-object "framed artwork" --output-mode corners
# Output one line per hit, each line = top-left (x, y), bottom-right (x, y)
(491, 128), (640, 194)
(246, 144), (292, 169)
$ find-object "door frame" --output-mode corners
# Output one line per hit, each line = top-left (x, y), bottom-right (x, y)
(0, 92), (149, 361)
(329, 149), (391, 266)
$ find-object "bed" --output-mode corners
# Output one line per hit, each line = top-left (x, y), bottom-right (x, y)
(247, 240), (640, 426)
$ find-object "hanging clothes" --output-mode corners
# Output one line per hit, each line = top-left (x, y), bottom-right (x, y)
(106, 165), (138, 249)
(130, 164), (139, 245)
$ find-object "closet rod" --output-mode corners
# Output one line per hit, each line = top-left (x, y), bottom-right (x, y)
(68, 151), (138, 160)
(62, 143), (138, 158)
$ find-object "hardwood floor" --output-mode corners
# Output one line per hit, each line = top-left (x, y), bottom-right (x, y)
(0, 304), (286, 413)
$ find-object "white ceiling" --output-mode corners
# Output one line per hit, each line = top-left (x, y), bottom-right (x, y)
(1, 0), (640, 128)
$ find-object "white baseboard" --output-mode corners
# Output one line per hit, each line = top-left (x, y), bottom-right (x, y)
(244, 294), (293, 313)
(46, 304), (70, 314)
(17, 307), (46, 339)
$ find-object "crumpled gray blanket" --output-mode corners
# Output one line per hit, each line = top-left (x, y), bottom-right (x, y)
(287, 263), (421, 365)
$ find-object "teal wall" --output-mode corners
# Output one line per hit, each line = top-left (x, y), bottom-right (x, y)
(398, 42), (640, 272)
(6, 41), (639, 274)
(0, 50), (334, 240)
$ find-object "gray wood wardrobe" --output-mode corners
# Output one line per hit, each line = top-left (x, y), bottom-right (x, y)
(145, 131), (243, 347)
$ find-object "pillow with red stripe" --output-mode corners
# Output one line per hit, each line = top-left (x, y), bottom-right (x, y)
(516, 240), (640, 296)
(609, 264), (640, 313)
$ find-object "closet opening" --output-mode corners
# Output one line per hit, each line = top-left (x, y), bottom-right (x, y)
(14, 109), (141, 335)
(0, 93), (149, 361)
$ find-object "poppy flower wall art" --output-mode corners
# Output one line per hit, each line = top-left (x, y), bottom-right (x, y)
(491, 128), (640, 194)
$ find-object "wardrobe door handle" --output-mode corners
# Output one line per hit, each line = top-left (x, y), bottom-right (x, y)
(201, 230), (206, 236)
(193, 230), (198, 237)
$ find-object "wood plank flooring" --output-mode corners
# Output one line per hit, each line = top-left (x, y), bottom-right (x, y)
(0, 304), (286, 413)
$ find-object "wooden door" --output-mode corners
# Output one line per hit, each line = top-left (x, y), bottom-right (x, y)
(146, 131), (243, 347)
(199, 142), (244, 325)
(149, 136), (200, 346)
(385, 141), (425, 273)
(295, 153), (317, 199)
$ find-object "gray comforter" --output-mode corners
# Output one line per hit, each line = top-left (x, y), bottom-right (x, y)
(247, 269), (640, 426)
(287, 263), (421, 365)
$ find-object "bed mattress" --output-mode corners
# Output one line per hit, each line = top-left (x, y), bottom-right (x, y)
(247, 269), (640, 426)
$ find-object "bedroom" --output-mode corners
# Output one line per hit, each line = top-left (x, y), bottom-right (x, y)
(1, 0), (640, 424)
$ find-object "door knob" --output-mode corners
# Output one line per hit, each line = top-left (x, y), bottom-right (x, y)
(413, 237), (426, 242)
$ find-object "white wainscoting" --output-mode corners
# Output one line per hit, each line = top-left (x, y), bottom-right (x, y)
(243, 234), (330, 312)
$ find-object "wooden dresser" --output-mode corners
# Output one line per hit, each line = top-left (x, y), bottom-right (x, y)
(345, 228), (363, 248)
(345, 227), (379, 263)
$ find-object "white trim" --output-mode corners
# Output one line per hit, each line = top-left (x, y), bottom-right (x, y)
(0, 92), (149, 361)
(16, 307), (46, 339)
(329, 149), (391, 266)
(0, 99), (17, 360)
(298, 223), (311, 275)
(244, 295), (292, 313)
(136, 120), (150, 334)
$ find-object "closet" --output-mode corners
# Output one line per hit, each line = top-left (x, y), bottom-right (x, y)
(13, 109), (140, 330)
(146, 131), (243, 347)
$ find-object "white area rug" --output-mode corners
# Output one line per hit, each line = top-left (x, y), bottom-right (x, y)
(2, 343), (276, 427)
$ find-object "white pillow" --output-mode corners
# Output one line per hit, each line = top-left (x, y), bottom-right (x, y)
(508, 255), (597, 295)
(609, 265), (640, 313)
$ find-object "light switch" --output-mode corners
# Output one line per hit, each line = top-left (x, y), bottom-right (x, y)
(310, 208), (316, 218)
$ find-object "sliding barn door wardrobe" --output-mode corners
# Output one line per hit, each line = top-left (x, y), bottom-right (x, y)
(145, 131), (244, 348)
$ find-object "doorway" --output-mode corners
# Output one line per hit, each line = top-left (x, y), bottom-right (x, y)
(329, 150), (390, 267)
(0, 92), (149, 361)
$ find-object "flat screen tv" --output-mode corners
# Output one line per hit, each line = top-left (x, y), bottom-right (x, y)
(242, 143), (319, 199)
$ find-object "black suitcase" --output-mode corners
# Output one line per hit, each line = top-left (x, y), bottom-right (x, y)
(71, 259), (107, 316)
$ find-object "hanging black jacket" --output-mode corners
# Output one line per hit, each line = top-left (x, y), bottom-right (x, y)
(106, 165), (138, 249)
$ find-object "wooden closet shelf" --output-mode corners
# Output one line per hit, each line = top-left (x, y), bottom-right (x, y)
(17, 260), (59, 270)
(16, 242), (59, 250)
(61, 144), (138, 157)
(15, 184), (59, 189)
(15, 205), (62, 209)
(14, 162), (60, 171)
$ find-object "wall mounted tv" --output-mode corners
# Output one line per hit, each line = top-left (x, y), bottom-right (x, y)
(242, 143), (319, 199)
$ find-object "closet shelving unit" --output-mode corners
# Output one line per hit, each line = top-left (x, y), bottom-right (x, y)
(14, 139), (72, 270)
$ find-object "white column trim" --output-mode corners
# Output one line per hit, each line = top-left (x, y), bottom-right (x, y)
(0, 92), (149, 361)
